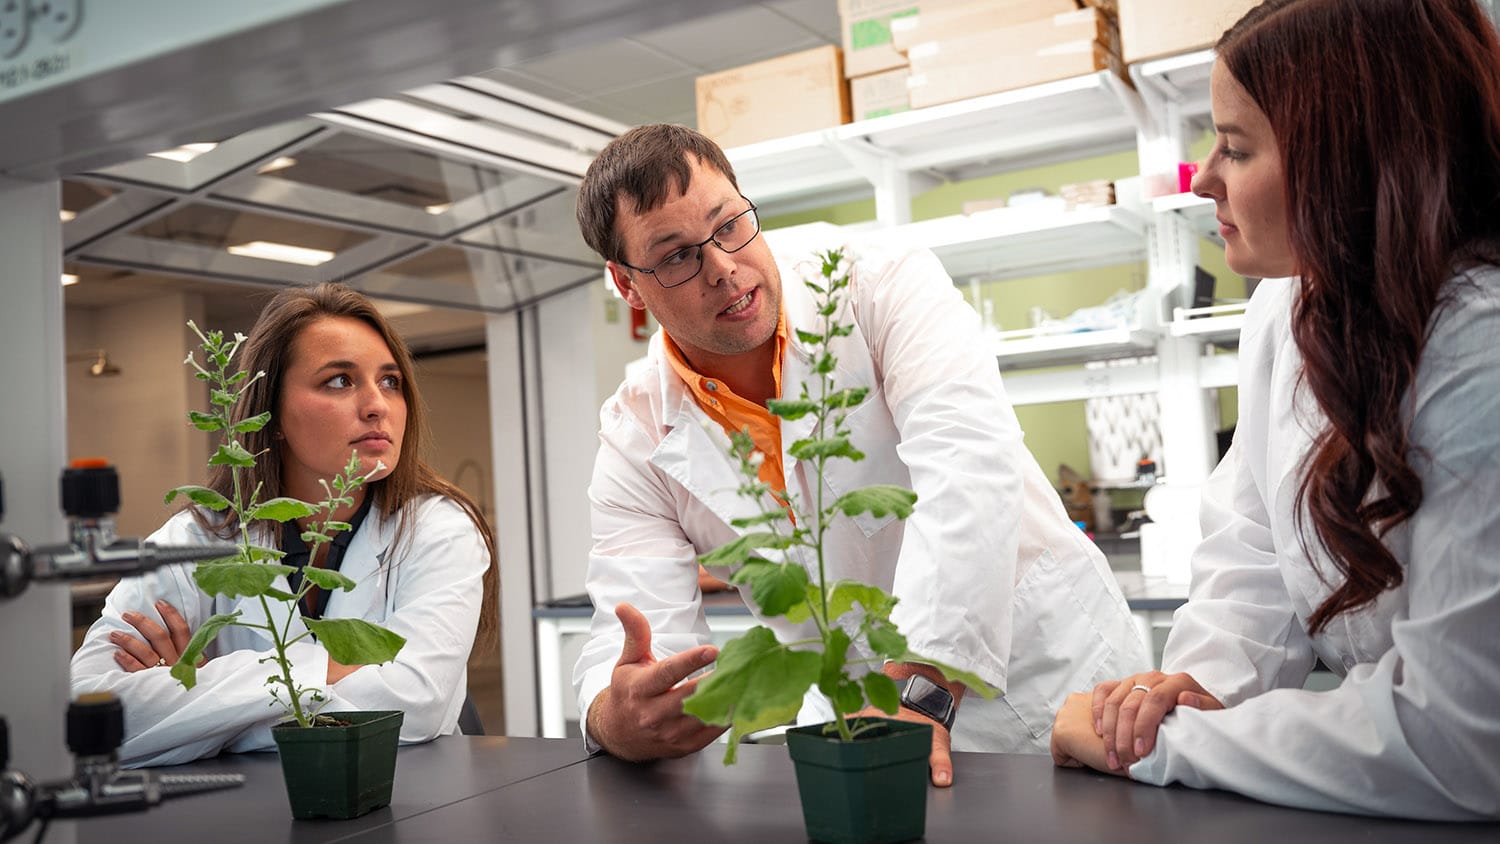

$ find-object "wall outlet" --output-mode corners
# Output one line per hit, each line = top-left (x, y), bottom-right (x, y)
(0, 0), (28, 59)
(28, 0), (81, 43)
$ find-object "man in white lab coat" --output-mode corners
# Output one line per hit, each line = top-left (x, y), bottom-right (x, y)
(572, 124), (1146, 785)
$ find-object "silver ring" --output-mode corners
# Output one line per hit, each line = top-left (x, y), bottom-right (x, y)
(1130, 684), (1151, 694)
(156, 657), (167, 667)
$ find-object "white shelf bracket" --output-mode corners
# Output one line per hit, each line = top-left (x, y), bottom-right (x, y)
(825, 135), (916, 227)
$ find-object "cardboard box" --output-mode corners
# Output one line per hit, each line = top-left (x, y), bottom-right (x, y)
(890, 0), (1080, 54)
(850, 67), (912, 121)
(906, 9), (1124, 109)
(1119, 0), (1258, 63)
(695, 46), (851, 150)
(838, 0), (975, 78)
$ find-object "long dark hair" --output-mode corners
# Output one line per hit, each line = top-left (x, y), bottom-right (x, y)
(1218, 0), (1500, 632)
(191, 282), (500, 650)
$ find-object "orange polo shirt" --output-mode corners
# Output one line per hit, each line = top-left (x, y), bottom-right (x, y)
(663, 312), (791, 505)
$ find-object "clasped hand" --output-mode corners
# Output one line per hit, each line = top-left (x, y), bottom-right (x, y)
(1051, 670), (1223, 775)
(109, 599), (203, 672)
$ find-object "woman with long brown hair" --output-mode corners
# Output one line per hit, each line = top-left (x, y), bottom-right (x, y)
(1051, 0), (1500, 819)
(71, 283), (498, 767)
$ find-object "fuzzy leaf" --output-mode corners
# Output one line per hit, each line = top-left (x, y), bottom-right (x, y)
(698, 532), (782, 569)
(300, 567), (357, 592)
(682, 626), (820, 764)
(781, 582), (823, 624)
(826, 387), (868, 409)
(729, 510), (791, 530)
(730, 559), (810, 618)
(827, 581), (898, 622)
(832, 679), (865, 715)
(226, 370), (250, 384)
(245, 544), (286, 562)
(246, 497), (320, 523)
(208, 441), (256, 468)
(193, 562), (296, 598)
(789, 436), (864, 462)
(817, 627), (852, 698)
(305, 617), (406, 665)
(186, 411), (224, 432)
(863, 672), (900, 715)
(231, 411), (271, 433)
(889, 654), (998, 700)
(163, 484), (230, 511)
(794, 329), (823, 346)
(766, 398), (819, 421)
(170, 611), (242, 690)
(865, 620), (908, 660)
(210, 388), (238, 407)
(832, 485), (917, 521)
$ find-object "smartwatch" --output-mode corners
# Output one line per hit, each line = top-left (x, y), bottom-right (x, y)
(897, 675), (956, 731)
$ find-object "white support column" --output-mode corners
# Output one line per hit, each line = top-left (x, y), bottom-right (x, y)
(485, 309), (539, 737)
(0, 176), (72, 783)
(827, 137), (913, 227)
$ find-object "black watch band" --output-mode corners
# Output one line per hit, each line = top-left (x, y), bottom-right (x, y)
(897, 674), (956, 731)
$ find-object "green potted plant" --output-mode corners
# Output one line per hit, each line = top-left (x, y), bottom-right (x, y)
(164, 321), (408, 820)
(682, 248), (996, 844)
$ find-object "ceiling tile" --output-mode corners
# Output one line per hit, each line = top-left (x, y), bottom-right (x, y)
(631, 6), (827, 71)
(595, 75), (698, 126)
(570, 97), (651, 128)
(512, 40), (690, 97)
(765, 0), (842, 42)
(475, 67), (590, 105)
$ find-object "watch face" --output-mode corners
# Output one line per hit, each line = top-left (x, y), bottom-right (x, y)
(901, 675), (955, 729)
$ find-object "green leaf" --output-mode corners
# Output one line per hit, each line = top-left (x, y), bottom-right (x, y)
(246, 497), (320, 522)
(817, 628), (852, 698)
(832, 679), (864, 715)
(766, 398), (819, 421)
(819, 301), (838, 317)
(789, 436), (864, 462)
(208, 441), (256, 468)
(300, 531), (328, 546)
(863, 672), (900, 715)
(192, 562), (296, 598)
(781, 582), (822, 625)
(231, 411), (271, 433)
(730, 559), (810, 618)
(698, 532), (782, 569)
(814, 353), (836, 374)
(163, 484), (231, 511)
(300, 567), (357, 592)
(170, 611), (242, 690)
(832, 485), (918, 521)
(830, 323), (855, 338)
(245, 544), (286, 562)
(194, 371), (213, 382)
(865, 620), (907, 660)
(682, 626), (820, 764)
(729, 510), (791, 530)
(827, 581), (898, 622)
(794, 329), (823, 346)
(305, 617), (406, 665)
(186, 411), (224, 432)
(324, 521), (352, 533)
(226, 369), (249, 384)
(264, 587), (297, 602)
(890, 654), (998, 700)
(827, 387), (868, 409)
(210, 388), (238, 407)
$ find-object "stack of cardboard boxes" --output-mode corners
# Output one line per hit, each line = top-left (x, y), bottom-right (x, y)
(693, 0), (1260, 151)
(848, 0), (1124, 117)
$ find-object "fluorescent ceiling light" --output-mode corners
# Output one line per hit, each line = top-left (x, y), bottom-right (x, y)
(59, 209), (77, 222)
(227, 241), (336, 266)
(256, 156), (298, 174)
(148, 142), (218, 163)
(61, 273), (79, 286)
(424, 203), (452, 215)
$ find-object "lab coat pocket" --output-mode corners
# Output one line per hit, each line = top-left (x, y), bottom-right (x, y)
(819, 387), (910, 538)
(1003, 550), (1115, 739)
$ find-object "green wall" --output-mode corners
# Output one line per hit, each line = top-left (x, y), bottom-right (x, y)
(763, 134), (1242, 488)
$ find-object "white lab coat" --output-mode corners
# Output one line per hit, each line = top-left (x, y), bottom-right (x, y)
(70, 494), (488, 768)
(1132, 271), (1500, 819)
(575, 247), (1148, 753)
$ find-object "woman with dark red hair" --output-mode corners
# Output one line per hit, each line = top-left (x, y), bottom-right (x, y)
(1051, 0), (1500, 819)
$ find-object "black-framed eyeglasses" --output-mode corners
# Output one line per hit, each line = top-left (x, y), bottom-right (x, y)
(619, 199), (760, 289)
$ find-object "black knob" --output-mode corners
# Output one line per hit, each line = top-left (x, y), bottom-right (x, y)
(66, 694), (124, 757)
(60, 464), (119, 519)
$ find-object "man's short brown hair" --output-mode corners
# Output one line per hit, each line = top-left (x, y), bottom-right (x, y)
(576, 124), (739, 266)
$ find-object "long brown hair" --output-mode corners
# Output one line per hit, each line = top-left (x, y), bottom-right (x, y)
(1219, 0), (1500, 632)
(191, 283), (499, 650)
